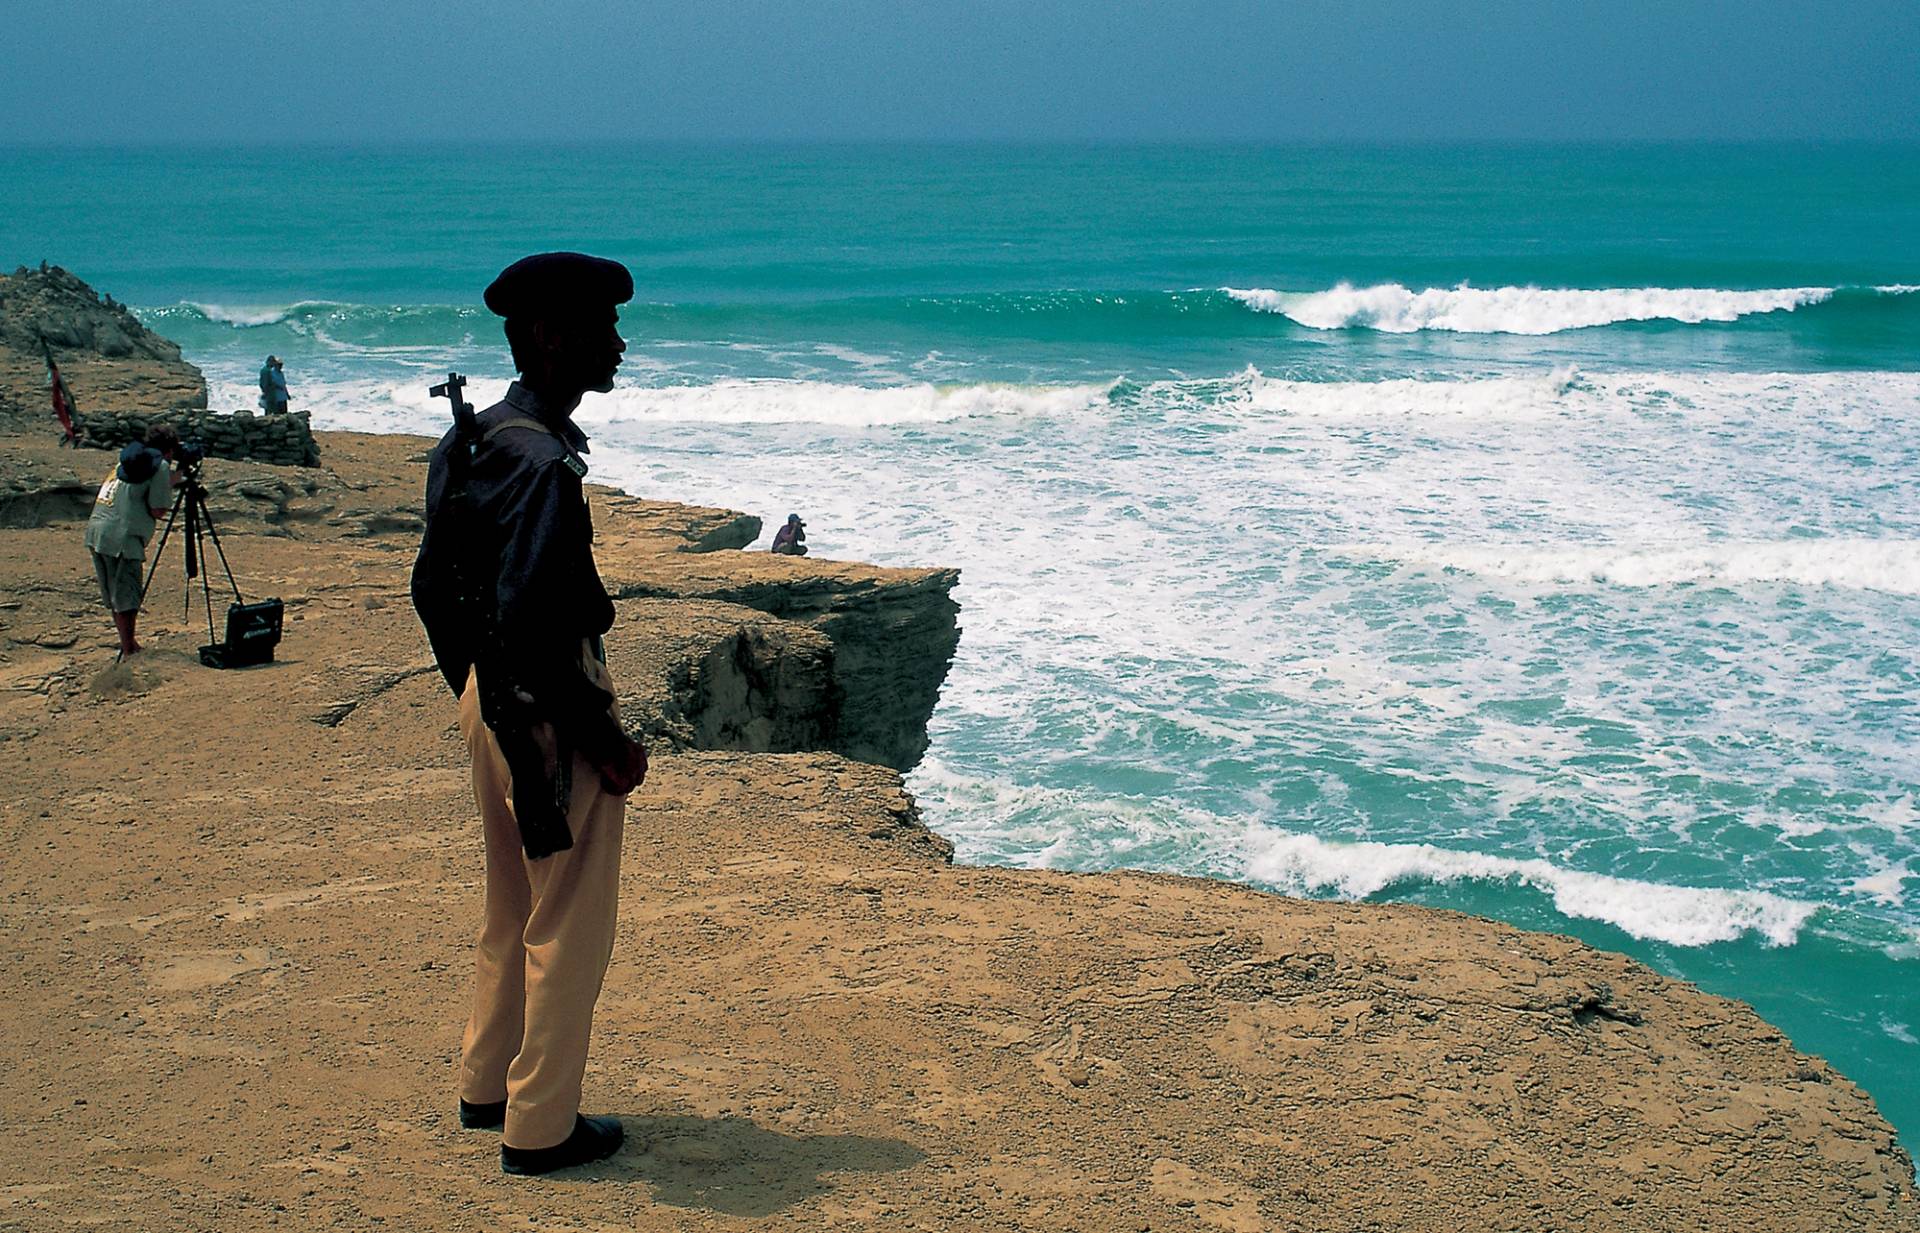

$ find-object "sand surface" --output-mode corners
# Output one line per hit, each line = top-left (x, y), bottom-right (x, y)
(0, 428), (1914, 1232)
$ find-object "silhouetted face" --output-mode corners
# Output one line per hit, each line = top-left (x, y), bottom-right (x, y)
(533, 308), (626, 396)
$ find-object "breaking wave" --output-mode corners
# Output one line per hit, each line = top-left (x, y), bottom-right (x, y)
(176, 300), (344, 328)
(205, 372), (1116, 431)
(916, 760), (1826, 950)
(201, 366), (1920, 436)
(1224, 283), (1855, 334)
(142, 282), (1920, 355)
(1243, 831), (1818, 947)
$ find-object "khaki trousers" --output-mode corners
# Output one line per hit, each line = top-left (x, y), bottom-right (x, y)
(456, 658), (625, 1150)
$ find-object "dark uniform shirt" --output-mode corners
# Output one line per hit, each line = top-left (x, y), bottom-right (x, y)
(412, 381), (618, 732)
(411, 382), (623, 857)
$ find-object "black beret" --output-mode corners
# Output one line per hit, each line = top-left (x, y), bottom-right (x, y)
(483, 251), (633, 319)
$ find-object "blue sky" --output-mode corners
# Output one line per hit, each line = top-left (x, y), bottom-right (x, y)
(5, 0), (1917, 143)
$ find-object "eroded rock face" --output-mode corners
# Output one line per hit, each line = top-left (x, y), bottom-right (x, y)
(593, 491), (762, 554)
(0, 265), (207, 426)
(0, 421), (957, 774)
(589, 490), (957, 769)
(0, 460), (96, 528)
(600, 553), (961, 772)
(608, 597), (837, 755)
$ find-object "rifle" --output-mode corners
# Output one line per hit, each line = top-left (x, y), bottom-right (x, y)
(421, 372), (482, 696)
(430, 371), (477, 457)
(424, 372), (576, 857)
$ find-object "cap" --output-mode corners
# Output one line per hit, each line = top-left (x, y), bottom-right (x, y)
(484, 252), (634, 320)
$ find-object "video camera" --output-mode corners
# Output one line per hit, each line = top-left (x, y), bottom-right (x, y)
(136, 436), (284, 669)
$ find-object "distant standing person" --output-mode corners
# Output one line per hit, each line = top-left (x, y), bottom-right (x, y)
(770, 513), (807, 556)
(84, 424), (180, 658)
(258, 355), (290, 414)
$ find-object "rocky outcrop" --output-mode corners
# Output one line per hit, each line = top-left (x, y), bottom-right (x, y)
(0, 457), (96, 528)
(599, 551), (962, 771)
(71, 406), (322, 468)
(0, 423), (954, 771)
(608, 597), (837, 755)
(0, 264), (185, 362)
(0, 265), (206, 427)
(595, 491), (761, 554)
(585, 489), (958, 771)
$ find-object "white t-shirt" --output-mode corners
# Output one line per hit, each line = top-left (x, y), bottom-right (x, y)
(83, 460), (172, 559)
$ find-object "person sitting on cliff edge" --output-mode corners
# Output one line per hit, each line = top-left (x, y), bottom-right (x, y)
(770, 513), (808, 556)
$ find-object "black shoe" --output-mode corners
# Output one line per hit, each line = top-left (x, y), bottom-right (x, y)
(500, 1115), (624, 1176)
(458, 1099), (506, 1130)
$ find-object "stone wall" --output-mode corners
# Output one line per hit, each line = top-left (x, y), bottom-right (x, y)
(72, 407), (321, 468)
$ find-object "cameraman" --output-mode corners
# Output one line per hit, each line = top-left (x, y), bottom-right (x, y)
(84, 424), (182, 658)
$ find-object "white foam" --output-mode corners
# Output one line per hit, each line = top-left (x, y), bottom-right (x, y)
(205, 371), (1118, 434)
(588, 378), (1113, 426)
(1875, 285), (1920, 295)
(1367, 540), (1920, 596)
(1243, 832), (1817, 947)
(1225, 368), (1582, 419)
(184, 300), (343, 328)
(208, 365), (1920, 441)
(1850, 863), (1913, 908)
(184, 354), (1920, 952)
(1224, 283), (1835, 334)
(205, 374), (485, 431)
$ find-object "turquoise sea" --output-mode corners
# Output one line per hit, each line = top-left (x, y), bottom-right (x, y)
(4, 143), (1917, 1145)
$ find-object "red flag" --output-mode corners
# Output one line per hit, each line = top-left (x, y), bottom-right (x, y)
(42, 343), (77, 446)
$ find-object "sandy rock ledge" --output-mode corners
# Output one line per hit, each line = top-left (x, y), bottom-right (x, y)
(0, 422), (1912, 1232)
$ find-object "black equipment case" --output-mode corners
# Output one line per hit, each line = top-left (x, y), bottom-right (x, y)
(200, 599), (284, 669)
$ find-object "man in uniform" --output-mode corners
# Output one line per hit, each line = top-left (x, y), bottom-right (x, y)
(411, 252), (647, 1176)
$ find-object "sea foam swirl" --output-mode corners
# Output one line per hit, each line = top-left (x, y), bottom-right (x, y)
(1366, 540), (1920, 597)
(1225, 283), (1839, 334)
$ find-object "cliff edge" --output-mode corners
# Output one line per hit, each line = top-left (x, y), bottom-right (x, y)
(0, 303), (1912, 1228)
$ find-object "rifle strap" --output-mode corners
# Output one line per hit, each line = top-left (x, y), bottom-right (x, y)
(482, 416), (554, 442)
(483, 415), (588, 478)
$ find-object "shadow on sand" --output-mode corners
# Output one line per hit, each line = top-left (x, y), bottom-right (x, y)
(572, 1113), (925, 1216)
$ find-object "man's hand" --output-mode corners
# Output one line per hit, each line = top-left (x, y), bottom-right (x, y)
(593, 733), (647, 796)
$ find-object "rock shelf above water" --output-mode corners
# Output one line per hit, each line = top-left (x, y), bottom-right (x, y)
(0, 296), (1911, 1228)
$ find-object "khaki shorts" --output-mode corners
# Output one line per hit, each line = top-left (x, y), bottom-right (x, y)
(91, 551), (145, 613)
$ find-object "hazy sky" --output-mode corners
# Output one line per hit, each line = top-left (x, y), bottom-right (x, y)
(6, 0), (1917, 144)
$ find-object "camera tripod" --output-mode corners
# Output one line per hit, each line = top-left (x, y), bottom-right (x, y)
(135, 463), (244, 659)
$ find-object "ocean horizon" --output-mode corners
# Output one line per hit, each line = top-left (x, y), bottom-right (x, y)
(5, 139), (1917, 1146)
